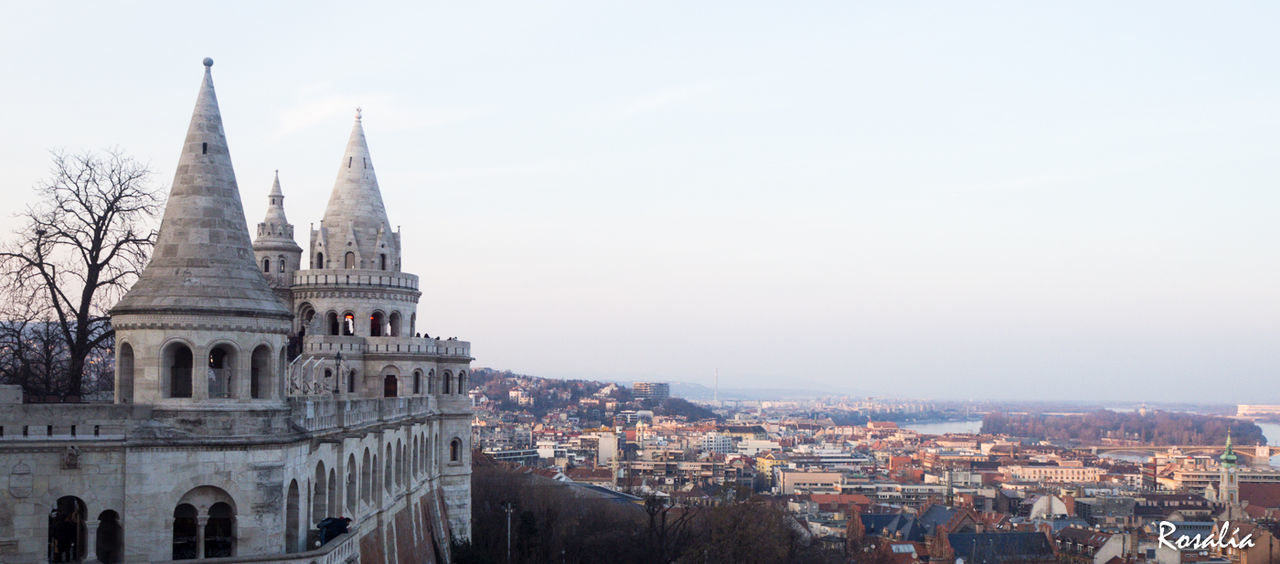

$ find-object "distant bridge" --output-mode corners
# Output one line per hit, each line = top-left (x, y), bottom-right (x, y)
(1077, 444), (1272, 462)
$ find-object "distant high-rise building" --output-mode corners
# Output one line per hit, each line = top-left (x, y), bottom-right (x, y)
(633, 381), (670, 403)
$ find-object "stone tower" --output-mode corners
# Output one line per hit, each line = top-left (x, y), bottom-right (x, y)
(110, 57), (292, 405)
(310, 109), (401, 274)
(253, 171), (304, 306)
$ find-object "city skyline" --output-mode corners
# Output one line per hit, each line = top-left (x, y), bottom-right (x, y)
(3, 2), (1279, 402)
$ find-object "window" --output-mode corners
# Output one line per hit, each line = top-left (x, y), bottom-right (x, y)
(277, 256), (285, 272)
(165, 343), (194, 398)
(262, 257), (270, 272)
(344, 252), (355, 269)
(380, 254), (387, 270)
(201, 142), (207, 155)
(450, 438), (461, 462)
(315, 252), (324, 269)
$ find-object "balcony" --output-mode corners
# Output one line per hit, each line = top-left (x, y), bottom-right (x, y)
(292, 269), (419, 291)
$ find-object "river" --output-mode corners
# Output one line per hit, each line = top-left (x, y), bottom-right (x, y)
(903, 420), (1280, 467)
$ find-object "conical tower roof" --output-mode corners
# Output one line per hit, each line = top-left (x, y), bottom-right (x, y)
(266, 170), (288, 223)
(112, 58), (290, 319)
(319, 109), (395, 260)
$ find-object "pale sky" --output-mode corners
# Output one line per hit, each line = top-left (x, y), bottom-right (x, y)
(2, 2), (1278, 402)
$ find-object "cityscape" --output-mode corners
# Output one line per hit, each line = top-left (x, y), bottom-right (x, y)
(2, 3), (1280, 564)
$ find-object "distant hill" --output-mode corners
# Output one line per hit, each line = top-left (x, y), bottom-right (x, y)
(661, 381), (830, 402)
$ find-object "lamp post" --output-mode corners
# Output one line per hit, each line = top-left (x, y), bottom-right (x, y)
(504, 502), (515, 562)
(333, 351), (344, 395)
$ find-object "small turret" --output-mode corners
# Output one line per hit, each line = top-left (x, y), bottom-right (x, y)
(253, 170), (303, 299)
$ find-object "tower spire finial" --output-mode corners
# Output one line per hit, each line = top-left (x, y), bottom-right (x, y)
(356, 106), (362, 120)
(203, 57), (213, 68)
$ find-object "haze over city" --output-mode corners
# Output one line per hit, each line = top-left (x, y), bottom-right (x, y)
(2, 2), (1278, 402)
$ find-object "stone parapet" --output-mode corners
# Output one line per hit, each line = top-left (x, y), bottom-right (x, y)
(293, 269), (419, 291)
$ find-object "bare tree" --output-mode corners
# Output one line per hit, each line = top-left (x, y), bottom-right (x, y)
(0, 150), (159, 400)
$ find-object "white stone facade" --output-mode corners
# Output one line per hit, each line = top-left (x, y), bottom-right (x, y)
(0, 59), (471, 563)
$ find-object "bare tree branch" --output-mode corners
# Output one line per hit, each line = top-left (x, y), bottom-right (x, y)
(0, 149), (161, 400)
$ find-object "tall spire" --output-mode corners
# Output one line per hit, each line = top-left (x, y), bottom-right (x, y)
(112, 58), (290, 318)
(264, 170), (289, 225)
(317, 109), (398, 271)
(1222, 430), (1238, 467)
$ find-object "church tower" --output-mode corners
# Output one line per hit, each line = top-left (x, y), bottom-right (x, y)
(252, 171), (303, 307)
(110, 58), (292, 405)
(1220, 431), (1240, 505)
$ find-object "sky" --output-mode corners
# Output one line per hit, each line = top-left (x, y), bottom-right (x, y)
(1, 2), (1278, 403)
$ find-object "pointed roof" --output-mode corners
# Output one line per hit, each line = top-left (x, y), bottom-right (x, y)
(320, 109), (394, 246)
(1222, 430), (1238, 466)
(261, 170), (290, 226)
(112, 58), (290, 319)
(254, 170), (301, 251)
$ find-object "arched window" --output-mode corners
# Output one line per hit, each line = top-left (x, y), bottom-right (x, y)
(410, 313), (416, 336)
(399, 442), (407, 487)
(250, 345), (271, 399)
(312, 462), (328, 523)
(342, 313), (355, 336)
(208, 344), (236, 399)
(389, 312), (401, 337)
(344, 252), (355, 269)
(327, 311), (339, 336)
(206, 502), (235, 557)
(361, 449), (372, 503)
(458, 371), (466, 394)
(328, 468), (338, 521)
(347, 369), (356, 394)
(117, 342), (134, 403)
(384, 374), (398, 398)
(315, 252), (324, 269)
(262, 257), (270, 272)
(346, 454), (357, 513)
(442, 371), (452, 395)
(450, 438), (462, 462)
(175, 486), (237, 559)
(385, 444), (394, 495)
(370, 311), (385, 337)
(299, 304), (316, 335)
(285, 480), (300, 553)
(372, 452), (380, 503)
(428, 369), (436, 394)
(277, 255), (285, 272)
(165, 342), (194, 398)
(49, 496), (86, 563)
(97, 510), (123, 564)
(380, 253), (387, 270)
(173, 504), (199, 559)
(413, 370), (422, 395)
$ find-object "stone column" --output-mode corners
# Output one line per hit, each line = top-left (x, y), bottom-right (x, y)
(237, 350), (251, 399)
(82, 519), (99, 562)
(193, 346), (209, 400)
(196, 516), (207, 559)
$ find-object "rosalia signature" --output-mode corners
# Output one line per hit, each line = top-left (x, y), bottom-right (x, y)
(1158, 521), (1255, 551)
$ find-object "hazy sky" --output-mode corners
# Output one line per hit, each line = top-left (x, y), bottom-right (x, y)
(2, 2), (1278, 402)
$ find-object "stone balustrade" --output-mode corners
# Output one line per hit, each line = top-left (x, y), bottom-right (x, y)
(292, 269), (419, 291)
(153, 530), (358, 564)
(288, 396), (432, 433)
(300, 335), (471, 358)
